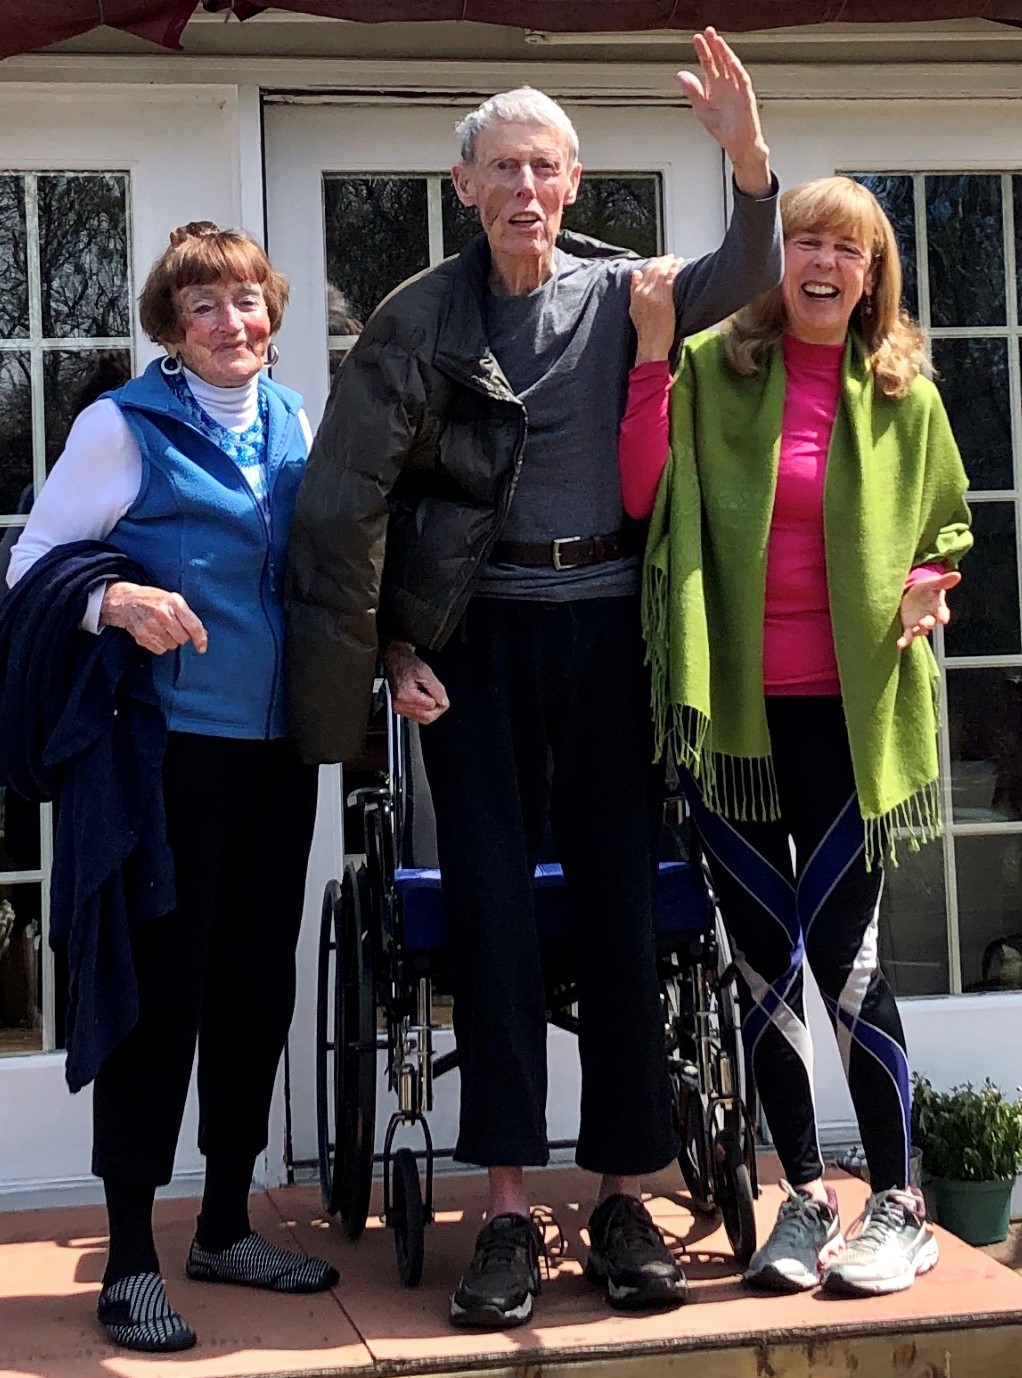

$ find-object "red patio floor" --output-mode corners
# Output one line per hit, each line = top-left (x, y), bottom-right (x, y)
(2, 1159), (1021, 1378)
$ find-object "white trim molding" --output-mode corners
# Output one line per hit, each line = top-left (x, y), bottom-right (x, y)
(1, 56), (1022, 104)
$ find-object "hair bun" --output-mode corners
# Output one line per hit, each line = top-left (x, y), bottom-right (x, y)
(168, 220), (222, 249)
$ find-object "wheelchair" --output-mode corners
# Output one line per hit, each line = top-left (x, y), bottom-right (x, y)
(315, 692), (759, 1286)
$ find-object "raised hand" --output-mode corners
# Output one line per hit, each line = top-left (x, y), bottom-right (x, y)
(676, 28), (771, 197)
(629, 255), (684, 364)
(897, 571), (961, 650)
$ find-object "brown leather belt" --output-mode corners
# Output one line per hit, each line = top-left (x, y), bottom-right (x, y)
(489, 531), (636, 571)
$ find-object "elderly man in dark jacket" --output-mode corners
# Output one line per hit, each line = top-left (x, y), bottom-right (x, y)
(288, 28), (782, 1330)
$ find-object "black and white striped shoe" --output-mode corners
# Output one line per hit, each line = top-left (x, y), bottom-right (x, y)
(97, 1272), (197, 1353)
(185, 1231), (339, 1293)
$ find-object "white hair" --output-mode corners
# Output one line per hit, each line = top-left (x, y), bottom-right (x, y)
(454, 87), (580, 165)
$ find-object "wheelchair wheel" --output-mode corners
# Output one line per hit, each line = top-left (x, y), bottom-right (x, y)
(672, 1069), (714, 1214)
(316, 863), (377, 1238)
(712, 915), (759, 1193)
(391, 1147), (425, 1288)
(316, 878), (342, 1214)
(714, 1129), (757, 1268)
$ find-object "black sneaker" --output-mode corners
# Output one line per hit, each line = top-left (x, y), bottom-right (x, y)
(449, 1213), (543, 1330)
(585, 1194), (688, 1312)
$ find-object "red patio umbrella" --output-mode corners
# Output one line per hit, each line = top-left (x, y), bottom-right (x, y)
(2, 0), (1022, 62)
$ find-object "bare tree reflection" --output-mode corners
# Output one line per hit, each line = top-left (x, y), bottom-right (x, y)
(324, 177), (429, 325)
(0, 177), (28, 339)
(926, 174), (1005, 329)
(37, 173), (130, 339)
(0, 351), (31, 513)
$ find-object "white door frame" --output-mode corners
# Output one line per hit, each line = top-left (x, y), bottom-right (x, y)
(0, 82), (259, 1203)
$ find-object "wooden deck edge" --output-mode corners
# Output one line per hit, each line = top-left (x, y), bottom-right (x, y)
(365, 1319), (1022, 1378)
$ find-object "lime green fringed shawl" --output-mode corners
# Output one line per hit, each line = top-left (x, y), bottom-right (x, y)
(642, 329), (973, 867)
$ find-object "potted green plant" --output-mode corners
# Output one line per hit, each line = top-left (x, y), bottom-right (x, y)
(912, 1076), (1022, 1246)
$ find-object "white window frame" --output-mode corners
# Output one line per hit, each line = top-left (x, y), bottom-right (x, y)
(0, 169), (135, 1051)
(850, 170), (1022, 996)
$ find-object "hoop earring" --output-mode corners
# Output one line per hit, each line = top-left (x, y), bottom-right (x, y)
(266, 342), (280, 367)
(160, 353), (183, 377)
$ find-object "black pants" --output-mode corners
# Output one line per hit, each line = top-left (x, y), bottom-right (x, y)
(92, 733), (318, 1185)
(687, 697), (911, 1193)
(420, 596), (677, 1176)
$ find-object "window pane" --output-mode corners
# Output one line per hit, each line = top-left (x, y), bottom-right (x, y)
(943, 501), (1019, 657)
(440, 183), (480, 258)
(0, 175), (28, 339)
(948, 668), (1022, 824)
(926, 175), (1004, 328)
(931, 338), (1012, 491)
(956, 835), (1022, 992)
(441, 174), (664, 260)
(0, 881), (43, 1055)
(0, 789), (40, 871)
(37, 173), (130, 339)
(43, 348), (131, 468)
(562, 175), (662, 257)
(0, 351), (32, 515)
(323, 176), (429, 329)
(1015, 175), (1022, 322)
(850, 173), (918, 318)
(878, 840), (949, 996)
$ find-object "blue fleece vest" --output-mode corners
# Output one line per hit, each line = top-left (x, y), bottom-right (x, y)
(105, 360), (308, 739)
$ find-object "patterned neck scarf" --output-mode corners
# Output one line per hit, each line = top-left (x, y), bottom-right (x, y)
(168, 369), (270, 512)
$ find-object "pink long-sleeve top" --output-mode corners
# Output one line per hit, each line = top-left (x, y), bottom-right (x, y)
(618, 340), (941, 695)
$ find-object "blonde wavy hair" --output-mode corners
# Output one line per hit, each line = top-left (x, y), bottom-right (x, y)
(724, 177), (927, 399)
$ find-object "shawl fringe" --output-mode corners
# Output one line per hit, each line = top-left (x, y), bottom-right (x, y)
(865, 777), (943, 872)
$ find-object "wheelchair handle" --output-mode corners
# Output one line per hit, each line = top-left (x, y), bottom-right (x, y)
(347, 785), (392, 809)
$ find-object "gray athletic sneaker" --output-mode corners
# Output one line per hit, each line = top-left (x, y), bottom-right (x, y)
(744, 1180), (844, 1292)
(822, 1186), (938, 1296)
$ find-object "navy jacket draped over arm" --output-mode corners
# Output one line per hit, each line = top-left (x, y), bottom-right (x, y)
(0, 542), (175, 1091)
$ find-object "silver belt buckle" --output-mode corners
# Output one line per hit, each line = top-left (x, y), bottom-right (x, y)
(552, 535), (584, 571)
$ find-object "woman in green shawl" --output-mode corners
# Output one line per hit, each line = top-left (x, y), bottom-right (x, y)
(623, 177), (971, 1300)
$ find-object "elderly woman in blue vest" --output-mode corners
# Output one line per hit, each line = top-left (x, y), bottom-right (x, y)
(8, 222), (335, 1353)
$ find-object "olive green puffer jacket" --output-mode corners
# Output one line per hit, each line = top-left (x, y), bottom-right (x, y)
(285, 230), (630, 764)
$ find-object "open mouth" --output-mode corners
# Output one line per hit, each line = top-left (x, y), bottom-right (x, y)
(802, 282), (840, 299)
(508, 213), (542, 228)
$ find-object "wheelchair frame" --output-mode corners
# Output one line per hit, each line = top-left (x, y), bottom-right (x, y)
(315, 698), (759, 1286)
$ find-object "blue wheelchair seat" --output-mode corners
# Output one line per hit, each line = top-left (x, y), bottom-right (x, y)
(394, 859), (713, 953)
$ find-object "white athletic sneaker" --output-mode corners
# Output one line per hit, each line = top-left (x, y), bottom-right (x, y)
(822, 1186), (939, 1297)
(744, 1180), (844, 1293)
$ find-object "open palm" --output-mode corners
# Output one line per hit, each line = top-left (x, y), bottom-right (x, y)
(897, 571), (961, 650)
(676, 28), (766, 167)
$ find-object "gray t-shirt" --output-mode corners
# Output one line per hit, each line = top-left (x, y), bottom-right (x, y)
(474, 179), (781, 601)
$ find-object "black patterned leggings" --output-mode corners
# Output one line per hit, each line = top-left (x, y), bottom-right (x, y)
(685, 696), (912, 1193)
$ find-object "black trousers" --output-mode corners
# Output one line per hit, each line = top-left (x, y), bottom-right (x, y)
(687, 697), (911, 1194)
(420, 596), (677, 1176)
(92, 732), (318, 1185)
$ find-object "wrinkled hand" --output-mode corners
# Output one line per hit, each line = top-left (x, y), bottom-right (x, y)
(677, 28), (771, 195)
(897, 571), (961, 650)
(382, 641), (449, 725)
(630, 255), (684, 364)
(99, 580), (208, 657)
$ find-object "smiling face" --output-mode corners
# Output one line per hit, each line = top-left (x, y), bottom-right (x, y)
(172, 279), (271, 388)
(451, 119), (582, 282)
(781, 228), (875, 346)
